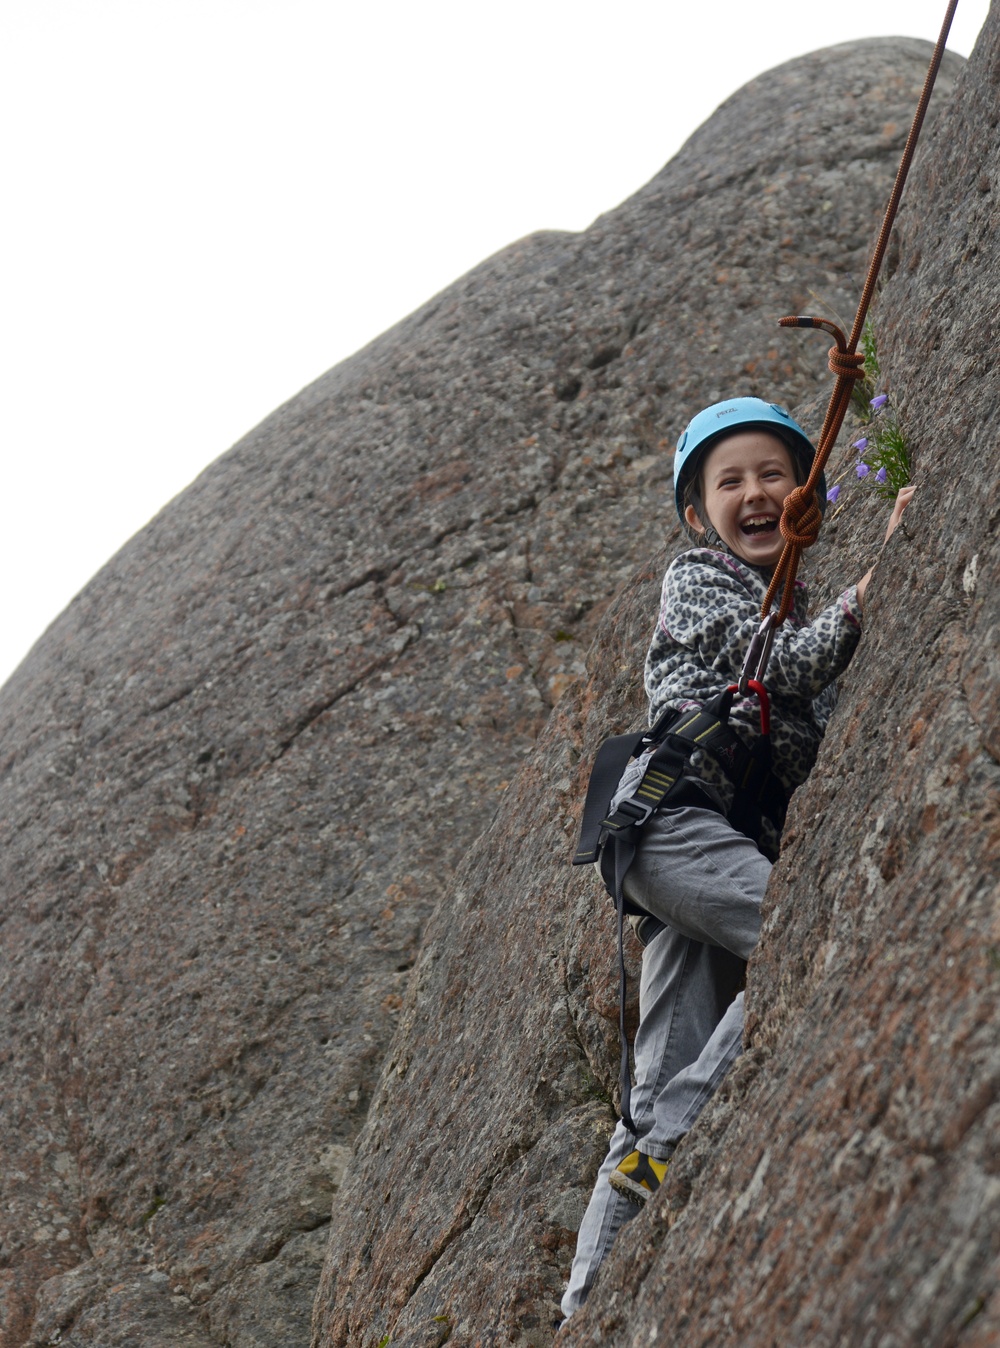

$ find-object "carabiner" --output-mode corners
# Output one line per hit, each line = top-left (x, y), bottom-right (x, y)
(738, 613), (776, 695)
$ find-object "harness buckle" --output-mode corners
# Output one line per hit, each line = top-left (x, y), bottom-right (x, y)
(602, 796), (655, 832)
(739, 613), (776, 694)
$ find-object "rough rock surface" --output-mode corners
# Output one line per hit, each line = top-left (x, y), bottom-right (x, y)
(561, 23), (1000, 1348)
(0, 31), (976, 1348)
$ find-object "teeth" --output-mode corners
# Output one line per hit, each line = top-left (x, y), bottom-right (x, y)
(741, 515), (777, 535)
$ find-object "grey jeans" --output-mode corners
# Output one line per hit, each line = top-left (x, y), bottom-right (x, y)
(561, 804), (771, 1319)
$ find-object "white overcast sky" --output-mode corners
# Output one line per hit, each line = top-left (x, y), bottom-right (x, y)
(1, 0), (989, 688)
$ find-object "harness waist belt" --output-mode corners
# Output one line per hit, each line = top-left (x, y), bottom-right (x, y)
(573, 692), (786, 868)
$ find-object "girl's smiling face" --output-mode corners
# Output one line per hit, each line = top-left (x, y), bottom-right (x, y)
(684, 430), (798, 569)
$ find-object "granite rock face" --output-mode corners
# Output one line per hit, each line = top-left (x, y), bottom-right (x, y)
(0, 31), (976, 1348)
(557, 17), (1000, 1348)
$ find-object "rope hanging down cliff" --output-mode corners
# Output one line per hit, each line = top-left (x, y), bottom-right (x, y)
(756, 0), (959, 638)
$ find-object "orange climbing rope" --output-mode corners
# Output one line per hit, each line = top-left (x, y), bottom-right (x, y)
(759, 0), (959, 629)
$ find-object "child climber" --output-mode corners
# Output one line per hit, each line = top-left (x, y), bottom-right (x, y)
(561, 395), (913, 1320)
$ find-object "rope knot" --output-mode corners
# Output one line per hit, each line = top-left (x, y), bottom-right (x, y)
(828, 347), (866, 380)
(780, 485), (823, 550)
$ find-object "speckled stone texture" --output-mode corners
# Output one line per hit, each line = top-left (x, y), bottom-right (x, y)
(310, 35), (974, 1348)
(0, 32), (971, 1348)
(555, 16), (1000, 1348)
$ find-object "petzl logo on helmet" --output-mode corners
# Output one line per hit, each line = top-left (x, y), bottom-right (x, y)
(716, 407), (739, 418)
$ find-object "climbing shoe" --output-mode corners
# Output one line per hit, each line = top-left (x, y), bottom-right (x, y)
(608, 1150), (669, 1205)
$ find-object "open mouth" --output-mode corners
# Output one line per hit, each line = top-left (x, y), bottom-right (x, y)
(740, 515), (779, 537)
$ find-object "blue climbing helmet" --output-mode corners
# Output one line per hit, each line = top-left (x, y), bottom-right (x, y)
(673, 396), (826, 523)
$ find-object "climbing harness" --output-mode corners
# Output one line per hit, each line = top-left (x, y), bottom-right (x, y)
(571, 0), (959, 1138)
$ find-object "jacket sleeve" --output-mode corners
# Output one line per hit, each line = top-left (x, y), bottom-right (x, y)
(652, 552), (863, 700)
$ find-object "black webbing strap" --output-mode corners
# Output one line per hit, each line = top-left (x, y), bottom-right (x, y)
(611, 829), (640, 1135)
(573, 689), (739, 868)
(728, 733), (785, 850)
(572, 730), (649, 866)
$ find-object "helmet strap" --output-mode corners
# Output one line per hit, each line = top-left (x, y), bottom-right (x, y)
(684, 488), (724, 550)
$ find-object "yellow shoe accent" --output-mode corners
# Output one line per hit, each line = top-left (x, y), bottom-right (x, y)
(608, 1150), (669, 1205)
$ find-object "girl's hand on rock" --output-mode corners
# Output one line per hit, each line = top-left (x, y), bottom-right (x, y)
(884, 484), (916, 543)
(857, 486), (917, 612)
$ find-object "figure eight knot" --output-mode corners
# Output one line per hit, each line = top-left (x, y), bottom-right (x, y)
(780, 485), (823, 549)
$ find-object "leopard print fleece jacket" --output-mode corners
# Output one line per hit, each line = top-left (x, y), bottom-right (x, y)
(644, 547), (863, 846)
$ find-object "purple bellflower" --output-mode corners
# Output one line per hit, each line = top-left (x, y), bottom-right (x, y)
(827, 483), (841, 504)
(875, 466), (888, 484)
(870, 394), (889, 412)
(856, 462), (870, 479)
